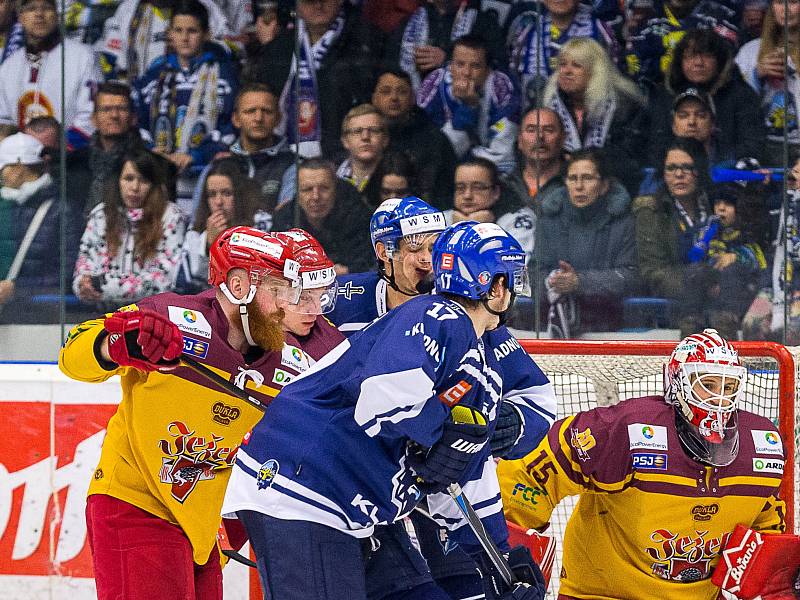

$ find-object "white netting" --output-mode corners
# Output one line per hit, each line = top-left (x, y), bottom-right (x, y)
(523, 346), (798, 598)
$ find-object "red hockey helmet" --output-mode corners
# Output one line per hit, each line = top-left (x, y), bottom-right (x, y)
(664, 328), (747, 466)
(274, 229), (338, 314)
(208, 226), (302, 304)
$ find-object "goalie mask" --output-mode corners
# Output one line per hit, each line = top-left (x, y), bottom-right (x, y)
(664, 328), (747, 466)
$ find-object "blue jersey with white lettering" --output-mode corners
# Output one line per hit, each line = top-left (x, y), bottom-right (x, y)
(222, 294), (509, 554)
(329, 271), (556, 458)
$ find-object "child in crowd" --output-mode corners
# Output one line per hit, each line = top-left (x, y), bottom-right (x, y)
(686, 184), (766, 337)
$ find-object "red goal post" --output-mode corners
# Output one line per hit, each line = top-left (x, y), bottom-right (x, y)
(517, 339), (797, 535)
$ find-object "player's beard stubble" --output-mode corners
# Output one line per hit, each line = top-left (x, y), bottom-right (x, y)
(239, 303), (286, 352)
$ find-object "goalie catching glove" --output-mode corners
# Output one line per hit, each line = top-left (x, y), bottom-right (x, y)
(408, 405), (488, 494)
(479, 545), (547, 600)
(103, 309), (183, 371)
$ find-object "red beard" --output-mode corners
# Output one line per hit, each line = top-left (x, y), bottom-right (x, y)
(238, 302), (285, 352)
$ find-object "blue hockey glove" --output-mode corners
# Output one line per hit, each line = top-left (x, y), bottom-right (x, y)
(490, 401), (523, 458)
(408, 405), (488, 495)
(480, 545), (546, 600)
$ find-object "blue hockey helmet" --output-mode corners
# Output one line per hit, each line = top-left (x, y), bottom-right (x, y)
(432, 221), (530, 300)
(369, 196), (447, 258)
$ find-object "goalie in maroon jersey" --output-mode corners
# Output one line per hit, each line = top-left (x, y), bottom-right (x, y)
(497, 329), (795, 600)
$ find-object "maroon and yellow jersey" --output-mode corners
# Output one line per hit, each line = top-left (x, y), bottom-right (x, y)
(59, 289), (343, 564)
(497, 396), (786, 600)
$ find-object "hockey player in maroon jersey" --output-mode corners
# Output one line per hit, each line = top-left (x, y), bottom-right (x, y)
(498, 329), (791, 600)
(59, 226), (340, 600)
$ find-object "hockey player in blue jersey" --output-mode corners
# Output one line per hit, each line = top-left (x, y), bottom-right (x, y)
(329, 196), (557, 600)
(221, 220), (547, 600)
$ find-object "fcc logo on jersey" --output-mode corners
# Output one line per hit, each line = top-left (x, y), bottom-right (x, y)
(751, 430), (783, 456)
(632, 452), (668, 470)
(628, 424), (668, 451)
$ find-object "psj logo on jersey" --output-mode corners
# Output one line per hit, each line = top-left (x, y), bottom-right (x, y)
(257, 459), (279, 490)
(632, 453), (668, 470)
(183, 336), (209, 358)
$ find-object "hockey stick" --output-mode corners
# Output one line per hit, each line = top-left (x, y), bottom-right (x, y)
(221, 548), (257, 569)
(180, 355), (268, 413)
(447, 483), (514, 588)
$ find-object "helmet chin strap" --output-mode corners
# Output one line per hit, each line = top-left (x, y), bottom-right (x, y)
(220, 282), (259, 347)
(379, 258), (429, 297)
(481, 292), (516, 328)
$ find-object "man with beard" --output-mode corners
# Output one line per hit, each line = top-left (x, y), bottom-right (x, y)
(327, 196), (556, 600)
(59, 226), (333, 600)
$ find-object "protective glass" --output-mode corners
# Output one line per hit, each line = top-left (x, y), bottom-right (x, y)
(259, 275), (302, 306)
(285, 283), (338, 315)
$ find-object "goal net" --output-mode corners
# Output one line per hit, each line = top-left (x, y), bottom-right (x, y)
(518, 339), (798, 598)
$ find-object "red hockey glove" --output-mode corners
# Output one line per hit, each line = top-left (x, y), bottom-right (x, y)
(104, 309), (183, 371)
(712, 524), (800, 600)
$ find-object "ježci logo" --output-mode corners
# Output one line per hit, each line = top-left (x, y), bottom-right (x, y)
(642, 426), (655, 439)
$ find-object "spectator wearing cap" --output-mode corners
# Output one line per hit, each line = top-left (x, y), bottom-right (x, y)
(504, 0), (620, 106)
(645, 29), (767, 166)
(647, 87), (732, 166)
(243, 0), (384, 159)
(417, 33), (520, 173)
(504, 106), (567, 215)
(66, 81), (176, 217)
(627, 0), (738, 86)
(0, 132), (82, 322)
(0, 0), (100, 149)
(272, 158), (374, 274)
(370, 67), (457, 208)
(736, 0), (800, 166)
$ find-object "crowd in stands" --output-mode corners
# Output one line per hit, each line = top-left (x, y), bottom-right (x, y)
(2, 0), (800, 343)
